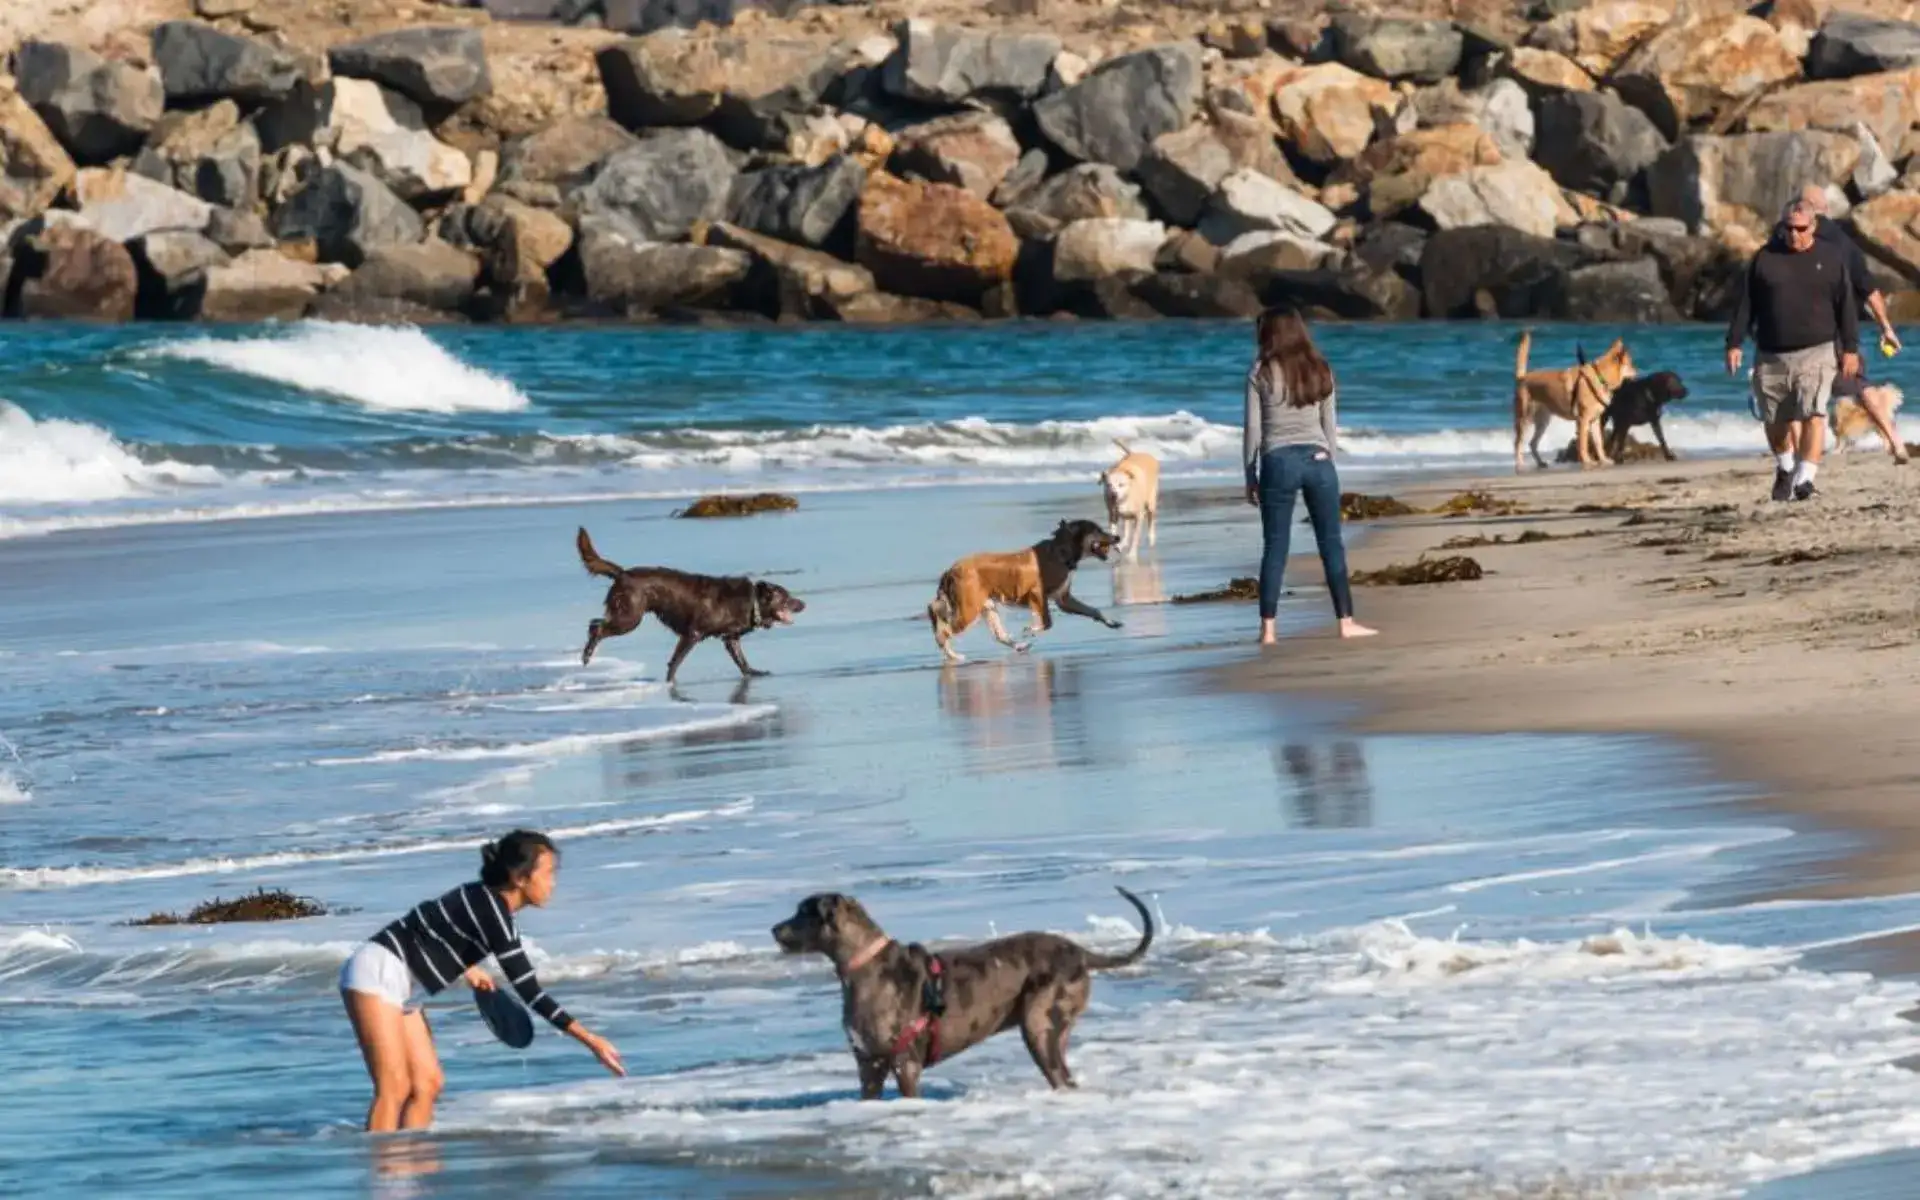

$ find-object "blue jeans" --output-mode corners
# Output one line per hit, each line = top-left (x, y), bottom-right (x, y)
(1256, 444), (1355, 621)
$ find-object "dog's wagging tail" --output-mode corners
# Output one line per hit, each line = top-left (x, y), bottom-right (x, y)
(1088, 886), (1155, 969)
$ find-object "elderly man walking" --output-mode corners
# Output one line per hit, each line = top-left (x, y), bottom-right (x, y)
(1726, 199), (1862, 501)
(1798, 184), (1907, 462)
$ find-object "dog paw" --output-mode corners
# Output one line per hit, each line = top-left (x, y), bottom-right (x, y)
(1105, 619), (1124, 630)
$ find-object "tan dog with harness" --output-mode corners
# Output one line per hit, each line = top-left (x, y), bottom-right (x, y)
(1512, 331), (1636, 472)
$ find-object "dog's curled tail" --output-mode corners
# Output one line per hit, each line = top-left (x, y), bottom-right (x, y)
(1514, 329), (1532, 379)
(1085, 886), (1154, 970)
(927, 567), (959, 639)
(576, 527), (623, 579)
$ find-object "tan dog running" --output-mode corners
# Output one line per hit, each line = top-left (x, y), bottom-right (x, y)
(1830, 383), (1906, 456)
(1512, 330), (1636, 472)
(1100, 439), (1161, 559)
(927, 519), (1120, 664)
(771, 888), (1154, 1097)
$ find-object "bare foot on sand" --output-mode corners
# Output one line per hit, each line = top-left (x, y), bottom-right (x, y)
(1258, 618), (1277, 646)
(1339, 618), (1378, 639)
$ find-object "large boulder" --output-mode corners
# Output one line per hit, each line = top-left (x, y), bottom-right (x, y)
(1329, 124), (1502, 219)
(1033, 43), (1202, 172)
(1130, 272), (1264, 318)
(1524, 2), (1671, 78)
(1807, 13), (1920, 79)
(855, 172), (1018, 304)
(1849, 191), (1920, 283)
(1004, 164), (1149, 237)
(1411, 77), (1534, 160)
(1610, 14), (1802, 140)
(572, 129), (738, 244)
(1741, 71), (1920, 163)
(499, 116), (637, 191)
(331, 240), (483, 312)
(270, 163), (425, 267)
(1503, 47), (1597, 96)
(1052, 218), (1167, 283)
(73, 167), (213, 242)
(13, 222), (138, 320)
(1270, 62), (1397, 164)
(1197, 169), (1337, 245)
(707, 220), (878, 320)
(1418, 160), (1579, 239)
(1548, 257), (1679, 322)
(15, 42), (163, 166)
(1136, 119), (1299, 228)
(129, 229), (228, 319)
(575, 221), (751, 314)
(1532, 91), (1668, 202)
(1331, 15), (1464, 83)
(881, 19), (1062, 107)
(329, 27), (492, 110)
(466, 194), (573, 290)
(1647, 131), (1860, 232)
(199, 248), (334, 322)
(319, 79), (473, 201)
(1240, 264), (1419, 320)
(597, 30), (844, 149)
(889, 112), (1021, 200)
(151, 21), (301, 107)
(0, 89), (78, 222)
(134, 101), (260, 209)
(1419, 225), (1589, 318)
(728, 155), (864, 249)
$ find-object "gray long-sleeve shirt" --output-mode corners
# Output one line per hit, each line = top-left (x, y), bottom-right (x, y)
(1243, 360), (1338, 485)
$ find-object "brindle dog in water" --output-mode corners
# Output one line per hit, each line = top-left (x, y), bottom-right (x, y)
(771, 888), (1153, 1098)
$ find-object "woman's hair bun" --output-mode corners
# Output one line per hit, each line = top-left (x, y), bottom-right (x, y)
(479, 841), (498, 865)
(479, 829), (558, 889)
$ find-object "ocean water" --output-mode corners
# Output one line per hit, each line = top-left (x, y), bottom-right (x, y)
(6, 320), (1920, 1198)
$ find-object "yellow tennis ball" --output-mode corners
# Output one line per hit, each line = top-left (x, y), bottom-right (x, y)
(1883, 338), (1899, 358)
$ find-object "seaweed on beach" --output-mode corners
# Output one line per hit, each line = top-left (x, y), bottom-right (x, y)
(1340, 492), (1417, 520)
(1438, 530), (1558, 549)
(1768, 549), (1830, 566)
(674, 493), (800, 519)
(1352, 556), (1484, 586)
(1171, 577), (1260, 604)
(1431, 490), (1529, 518)
(1556, 435), (1671, 465)
(131, 888), (327, 926)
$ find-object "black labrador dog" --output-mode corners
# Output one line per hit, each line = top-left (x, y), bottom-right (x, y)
(1602, 371), (1688, 462)
(575, 528), (804, 682)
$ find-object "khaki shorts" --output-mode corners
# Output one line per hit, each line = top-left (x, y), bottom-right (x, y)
(1752, 346), (1837, 425)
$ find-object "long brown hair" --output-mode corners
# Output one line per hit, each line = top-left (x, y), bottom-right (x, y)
(1255, 306), (1334, 409)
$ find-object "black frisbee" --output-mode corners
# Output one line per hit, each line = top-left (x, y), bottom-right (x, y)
(474, 986), (535, 1049)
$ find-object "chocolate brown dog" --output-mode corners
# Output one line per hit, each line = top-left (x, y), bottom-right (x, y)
(771, 888), (1153, 1098)
(575, 527), (804, 681)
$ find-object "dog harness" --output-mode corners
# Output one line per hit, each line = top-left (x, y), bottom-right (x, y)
(889, 945), (948, 1065)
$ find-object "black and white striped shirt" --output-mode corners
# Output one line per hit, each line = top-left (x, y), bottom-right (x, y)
(372, 881), (573, 1031)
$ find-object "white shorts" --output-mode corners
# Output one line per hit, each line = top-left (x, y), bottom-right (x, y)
(339, 941), (426, 1012)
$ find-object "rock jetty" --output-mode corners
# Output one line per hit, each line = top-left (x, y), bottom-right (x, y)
(1, 0), (1918, 325)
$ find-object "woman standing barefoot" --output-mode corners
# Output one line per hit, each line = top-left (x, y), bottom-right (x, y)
(338, 830), (625, 1132)
(1242, 306), (1378, 646)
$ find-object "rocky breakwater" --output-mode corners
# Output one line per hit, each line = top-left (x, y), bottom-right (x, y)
(4, 1), (1920, 325)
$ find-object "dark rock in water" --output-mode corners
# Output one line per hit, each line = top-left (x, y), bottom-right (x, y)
(1033, 43), (1203, 172)
(1171, 577), (1259, 604)
(1130, 271), (1262, 318)
(882, 19), (1062, 107)
(1331, 15), (1464, 83)
(151, 21), (302, 107)
(1532, 91), (1667, 202)
(1352, 556), (1484, 585)
(573, 129), (738, 244)
(677, 492), (800, 517)
(331, 240), (483, 312)
(15, 41), (164, 166)
(707, 220), (877, 320)
(12, 220), (139, 320)
(728, 155), (865, 249)
(498, 116), (637, 190)
(1549, 258), (1678, 323)
(129, 229), (229, 319)
(1418, 225), (1588, 319)
(329, 27), (493, 109)
(269, 163), (425, 268)
(576, 222), (752, 315)
(1807, 13), (1920, 80)
(597, 30), (845, 149)
(1340, 492), (1417, 519)
(1349, 222), (1427, 282)
(131, 887), (327, 926)
(1233, 264), (1419, 321)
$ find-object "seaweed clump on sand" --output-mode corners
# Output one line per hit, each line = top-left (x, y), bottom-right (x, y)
(1556, 435), (1671, 464)
(675, 493), (800, 519)
(1431, 490), (1529, 518)
(1438, 529), (1557, 549)
(131, 888), (327, 926)
(1172, 577), (1259, 604)
(1352, 556), (1484, 586)
(1340, 492), (1418, 520)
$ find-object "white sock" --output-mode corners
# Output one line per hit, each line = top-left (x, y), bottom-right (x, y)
(1791, 460), (1819, 488)
(1776, 451), (1796, 473)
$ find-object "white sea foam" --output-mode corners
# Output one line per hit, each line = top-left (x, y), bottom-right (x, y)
(0, 772), (29, 804)
(0, 800), (754, 890)
(443, 920), (1920, 1198)
(146, 322), (531, 414)
(0, 401), (223, 503)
